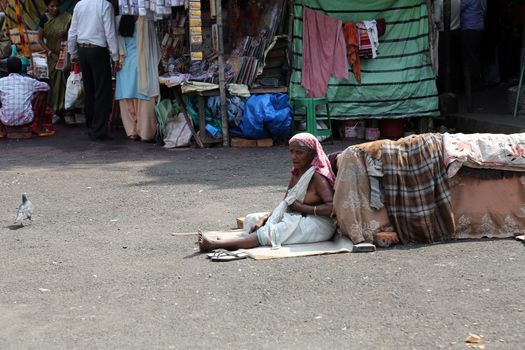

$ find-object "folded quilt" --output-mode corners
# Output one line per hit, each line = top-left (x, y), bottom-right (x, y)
(380, 133), (455, 244)
(443, 132), (525, 177)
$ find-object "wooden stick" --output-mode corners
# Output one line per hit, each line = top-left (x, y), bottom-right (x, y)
(216, 0), (230, 147)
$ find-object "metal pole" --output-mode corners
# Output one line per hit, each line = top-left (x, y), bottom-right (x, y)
(521, 2), (525, 63)
(216, 0), (230, 146)
(513, 55), (525, 118)
(515, 2), (525, 118)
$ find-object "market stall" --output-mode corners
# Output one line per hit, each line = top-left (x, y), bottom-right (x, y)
(153, 0), (292, 147)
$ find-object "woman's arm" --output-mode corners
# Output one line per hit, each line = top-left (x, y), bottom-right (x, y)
(37, 27), (53, 57)
(115, 16), (126, 70)
(289, 173), (334, 217)
(37, 15), (53, 55)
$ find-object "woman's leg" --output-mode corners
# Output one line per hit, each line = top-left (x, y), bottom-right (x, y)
(119, 99), (138, 138)
(198, 231), (259, 253)
(136, 98), (157, 141)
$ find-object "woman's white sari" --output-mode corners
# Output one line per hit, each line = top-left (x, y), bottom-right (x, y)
(254, 167), (336, 249)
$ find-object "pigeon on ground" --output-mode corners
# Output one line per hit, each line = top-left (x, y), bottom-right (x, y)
(15, 193), (33, 226)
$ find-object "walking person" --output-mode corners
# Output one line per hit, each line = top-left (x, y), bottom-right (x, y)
(67, 0), (118, 141)
(460, 0), (487, 90)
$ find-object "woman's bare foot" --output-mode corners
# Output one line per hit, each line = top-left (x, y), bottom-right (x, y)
(373, 231), (400, 248)
(197, 231), (215, 253)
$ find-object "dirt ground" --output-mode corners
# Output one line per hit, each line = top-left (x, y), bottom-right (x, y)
(1, 127), (524, 349)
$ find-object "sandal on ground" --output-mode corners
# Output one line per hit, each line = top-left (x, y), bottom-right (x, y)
(207, 249), (248, 261)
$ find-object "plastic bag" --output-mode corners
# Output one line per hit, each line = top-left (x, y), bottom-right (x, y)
(155, 99), (180, 142)
(64, 64), (83, 110)
(242, 93), (292, 139)
(163, 112), (192, 148)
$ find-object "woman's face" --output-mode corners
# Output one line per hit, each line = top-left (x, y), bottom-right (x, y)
(289, 142), (315, 170)
(48, 1), (60, 16)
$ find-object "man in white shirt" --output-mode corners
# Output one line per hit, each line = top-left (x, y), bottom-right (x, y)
(433, 0), (462, 92)
(68, 0), (118, 141)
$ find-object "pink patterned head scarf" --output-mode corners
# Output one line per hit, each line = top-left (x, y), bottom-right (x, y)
(289, 132), (336, 186)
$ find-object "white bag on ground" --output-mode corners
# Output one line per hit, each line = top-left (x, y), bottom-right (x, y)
(163, 112), (192, 148)
(64, 65), (83, 110)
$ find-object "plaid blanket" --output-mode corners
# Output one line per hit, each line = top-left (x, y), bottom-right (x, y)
(381, 134), (455, 243)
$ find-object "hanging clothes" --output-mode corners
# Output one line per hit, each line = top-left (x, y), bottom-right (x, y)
(363, 20), (379, 58)
(343, 22), (361, 83)
(356, 22), (372, 58)
(301, 7), (348, 98)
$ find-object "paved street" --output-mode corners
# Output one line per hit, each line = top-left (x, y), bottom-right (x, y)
(1, 127), (524, 349)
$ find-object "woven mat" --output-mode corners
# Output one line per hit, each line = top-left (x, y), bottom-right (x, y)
(201, 230), (355, 260)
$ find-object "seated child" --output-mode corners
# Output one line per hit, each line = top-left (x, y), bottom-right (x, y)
(0, 56), (49, 128)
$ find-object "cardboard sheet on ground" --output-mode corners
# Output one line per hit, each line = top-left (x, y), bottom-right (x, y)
(202, 230), (355, 260)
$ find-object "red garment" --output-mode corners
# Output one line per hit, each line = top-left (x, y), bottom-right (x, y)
(343, 22), (361, 83)
(301, 7), (348, 98)
(30, 92), (55, 136)
(356, 22), (373, 58)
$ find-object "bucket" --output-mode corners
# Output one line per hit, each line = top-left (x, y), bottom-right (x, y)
(365, 127), (380, 141)
(379, 119), (404, 139)
(338, 121), (359, 140)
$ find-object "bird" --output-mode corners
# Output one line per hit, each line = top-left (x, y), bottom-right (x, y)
(14, 193), (33, 227)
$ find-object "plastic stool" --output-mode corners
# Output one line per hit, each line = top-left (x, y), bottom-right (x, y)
(291, 97), (332, 141)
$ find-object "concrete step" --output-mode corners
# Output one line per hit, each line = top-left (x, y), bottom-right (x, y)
(446, 113), (525, 134)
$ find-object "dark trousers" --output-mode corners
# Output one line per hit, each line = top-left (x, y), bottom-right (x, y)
(437, 29), (463, 93)
(78, 47), (112, 139)
(461, 30), (483, 89)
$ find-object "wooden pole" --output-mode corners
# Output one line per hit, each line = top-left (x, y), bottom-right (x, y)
(287, 0), (294, 41)
(443, 0), (451, 92)
(216, 0), (230, 147)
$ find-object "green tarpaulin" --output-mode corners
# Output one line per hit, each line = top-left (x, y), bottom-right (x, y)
(290, 0), (439, 119)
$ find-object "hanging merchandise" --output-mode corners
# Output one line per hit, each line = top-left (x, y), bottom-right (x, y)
(29, 52), (49, 79)
(55, 41), (68, 71)
(12, 0), (30, 57)
(119, 0), (186, 17)
(189, 0), (203, 61)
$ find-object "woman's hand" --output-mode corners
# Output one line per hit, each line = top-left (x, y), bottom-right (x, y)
(58, 30), (67, 40)
(114, 55), (125, 71)
(289, 200), (304, 213)
(249, 214), (270, 233)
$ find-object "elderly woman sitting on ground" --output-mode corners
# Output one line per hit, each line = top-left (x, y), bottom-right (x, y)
(198, 132), (337, 252)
